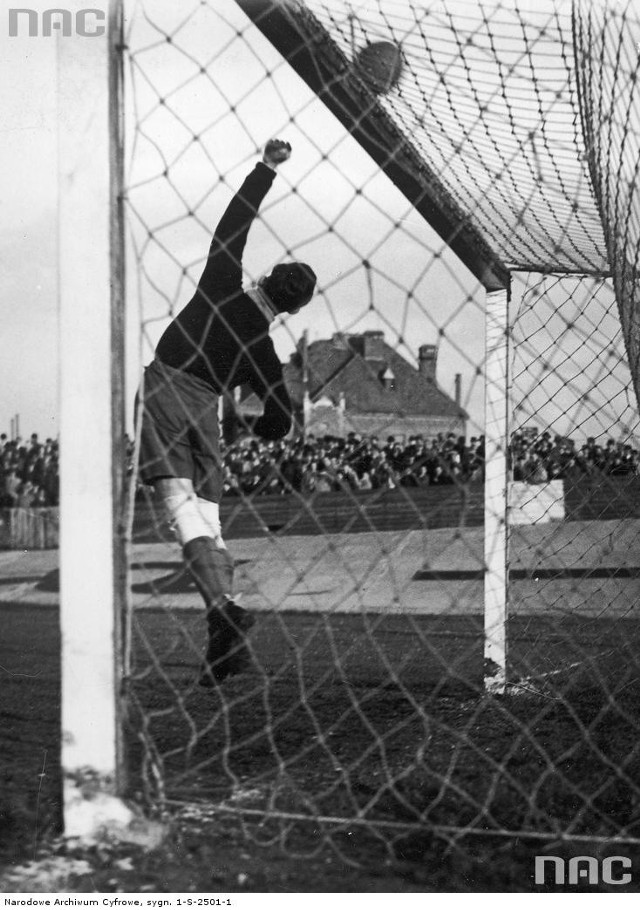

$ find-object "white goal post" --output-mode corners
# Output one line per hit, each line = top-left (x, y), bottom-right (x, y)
(57, 0), (129, 836)
(483, 285), (511, 695)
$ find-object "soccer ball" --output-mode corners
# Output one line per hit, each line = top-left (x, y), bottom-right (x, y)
(352, 41), (404, 95)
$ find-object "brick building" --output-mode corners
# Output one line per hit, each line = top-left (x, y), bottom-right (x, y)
(229, 330), (467, 441)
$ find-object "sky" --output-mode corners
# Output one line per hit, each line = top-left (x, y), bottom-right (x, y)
(2, 0), (638, 443)
(1, 14), (58, 439)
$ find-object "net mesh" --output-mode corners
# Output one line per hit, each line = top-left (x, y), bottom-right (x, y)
(294, 0), (608, 273)
(119, 0), (640, 869)
(573, 0), (640, 407)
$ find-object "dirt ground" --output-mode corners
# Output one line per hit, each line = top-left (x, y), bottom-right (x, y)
(3, 592), (640, 892)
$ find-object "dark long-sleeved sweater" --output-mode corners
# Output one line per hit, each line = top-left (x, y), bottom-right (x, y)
(155, 162), (291, 440)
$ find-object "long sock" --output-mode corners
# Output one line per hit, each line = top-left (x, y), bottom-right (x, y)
(182, 535), (234, 612)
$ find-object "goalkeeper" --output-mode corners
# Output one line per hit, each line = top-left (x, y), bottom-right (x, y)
(138, 139), (317, 686)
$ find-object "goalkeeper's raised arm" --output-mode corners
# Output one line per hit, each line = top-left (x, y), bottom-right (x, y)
(195, 139), (295, 299)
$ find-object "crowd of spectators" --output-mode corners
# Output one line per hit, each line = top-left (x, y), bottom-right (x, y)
(0, 434), (59, 508)
(4, 427), (640, 508)
(221, 432), (485, 497)
(510, 429), (640, 483)
(220, 429), (640, 496)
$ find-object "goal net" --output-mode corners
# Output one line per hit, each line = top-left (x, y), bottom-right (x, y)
(120, 0), (640, 862)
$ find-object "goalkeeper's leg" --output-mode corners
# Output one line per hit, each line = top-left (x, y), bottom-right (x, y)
(155, 477), (256, 685)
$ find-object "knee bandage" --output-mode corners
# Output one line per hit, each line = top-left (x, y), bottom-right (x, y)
(160, 492), (226, 549)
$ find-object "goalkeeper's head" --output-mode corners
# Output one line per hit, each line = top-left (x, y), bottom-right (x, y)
(259, 262), (317, 315)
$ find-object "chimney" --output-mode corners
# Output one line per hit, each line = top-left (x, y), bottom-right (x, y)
(418, 344), (437, 383)
(362, 330), (385, 361)
(455, 373), (462, 406)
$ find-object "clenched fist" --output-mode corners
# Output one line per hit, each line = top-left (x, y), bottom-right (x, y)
(263, 139), (292, 169)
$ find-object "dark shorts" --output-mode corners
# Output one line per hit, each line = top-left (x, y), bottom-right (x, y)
(137, 359), (223, 502)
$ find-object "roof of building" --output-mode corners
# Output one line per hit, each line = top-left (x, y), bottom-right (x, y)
(281, 332), (467, 419)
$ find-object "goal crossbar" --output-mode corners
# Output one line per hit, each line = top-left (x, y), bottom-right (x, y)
(234, 0), (510, 293)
